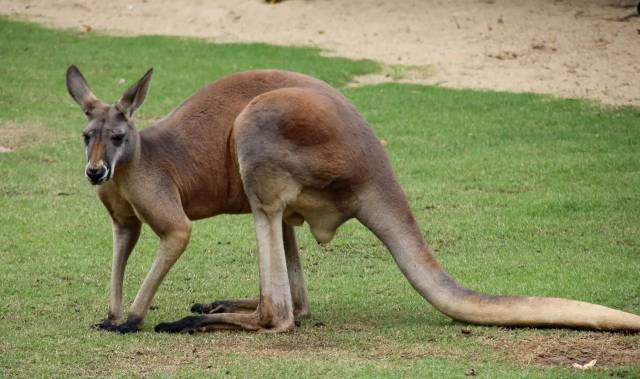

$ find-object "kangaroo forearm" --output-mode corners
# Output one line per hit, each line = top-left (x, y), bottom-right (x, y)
(127, 227), (191, 323)
(108, 220), (141, 321)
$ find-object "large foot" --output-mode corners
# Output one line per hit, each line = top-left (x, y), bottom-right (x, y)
(154, 310), (296, 333)
(155, 315), (205, 333)
(190, 301), (223, 314)
(190, 299), (258, 314)
(92, 318), (141, 334)
(155, 314), (247, 333)
(191, 300), (310, 323)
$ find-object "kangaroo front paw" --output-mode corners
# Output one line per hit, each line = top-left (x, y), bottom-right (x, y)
(92, 318), (118, 330)
(190, 303), (210, 314)
(93, 319), (141, 334)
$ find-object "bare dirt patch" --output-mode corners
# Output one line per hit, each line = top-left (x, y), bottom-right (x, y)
(0, 122), (50, 152)
(480, 330), (640, 368)
(1, 0), (639, 106)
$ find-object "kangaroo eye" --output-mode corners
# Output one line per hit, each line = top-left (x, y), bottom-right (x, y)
(83, 133), (90, 145)
(111, 134), (125, 145)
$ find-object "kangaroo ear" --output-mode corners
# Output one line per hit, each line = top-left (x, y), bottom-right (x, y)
(66, 65), (99, 113)
(117, 68), (153, 118)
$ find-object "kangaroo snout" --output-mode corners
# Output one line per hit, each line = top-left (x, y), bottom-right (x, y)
(85, 161), (110, 185)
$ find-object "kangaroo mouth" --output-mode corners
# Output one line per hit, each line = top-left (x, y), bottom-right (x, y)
(88, 168), (111, 185)
(86, 162), (112, 185)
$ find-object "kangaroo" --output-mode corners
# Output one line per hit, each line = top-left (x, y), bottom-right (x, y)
(66, 65), (640, 334)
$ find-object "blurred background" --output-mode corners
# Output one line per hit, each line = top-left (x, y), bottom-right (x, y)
(1, 0), (639, 106)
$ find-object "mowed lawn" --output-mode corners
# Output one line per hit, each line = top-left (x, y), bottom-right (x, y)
(1, 19), (639, 378)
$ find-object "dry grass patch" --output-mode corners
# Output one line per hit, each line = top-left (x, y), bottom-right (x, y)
(109, 329), (479, 376)
(480, 330), (640, 368)
(0, 121), (54, 151)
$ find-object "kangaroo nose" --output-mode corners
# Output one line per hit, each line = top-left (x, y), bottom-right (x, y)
(86, 166), (107, 184)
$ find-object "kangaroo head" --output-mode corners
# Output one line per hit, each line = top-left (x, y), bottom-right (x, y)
(66, 65), (152, 185)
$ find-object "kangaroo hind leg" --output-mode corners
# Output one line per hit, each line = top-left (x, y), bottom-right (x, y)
(157, 205), (295, 332)
(190, 222), (309, 319)
(156, 166), (299, 333)
(283, 222), (309, 318)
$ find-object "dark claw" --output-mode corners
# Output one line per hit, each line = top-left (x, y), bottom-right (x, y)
(114, 322), (141, 334)
(209, 301), (229, 313)
(154, 322), (184, 333)
(190, 303), (209, 314)
(155, 315), (205, 333)
(92, 319), (141, 334)
(190, 301), (228, 314)
(92, 318), (117, 330)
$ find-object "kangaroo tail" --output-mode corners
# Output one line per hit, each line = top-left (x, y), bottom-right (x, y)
(357, 184), (640, 331)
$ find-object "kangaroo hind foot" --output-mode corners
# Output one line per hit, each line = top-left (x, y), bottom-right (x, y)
(190, 299), (259, 314)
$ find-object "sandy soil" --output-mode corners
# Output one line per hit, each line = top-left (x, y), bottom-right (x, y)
(2, 0), (639, 106)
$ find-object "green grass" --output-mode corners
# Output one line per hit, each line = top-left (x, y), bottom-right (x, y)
(1, 18), (640, 378)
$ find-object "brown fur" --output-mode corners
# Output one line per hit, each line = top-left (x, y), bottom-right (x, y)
(66, 66), (640, 334)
